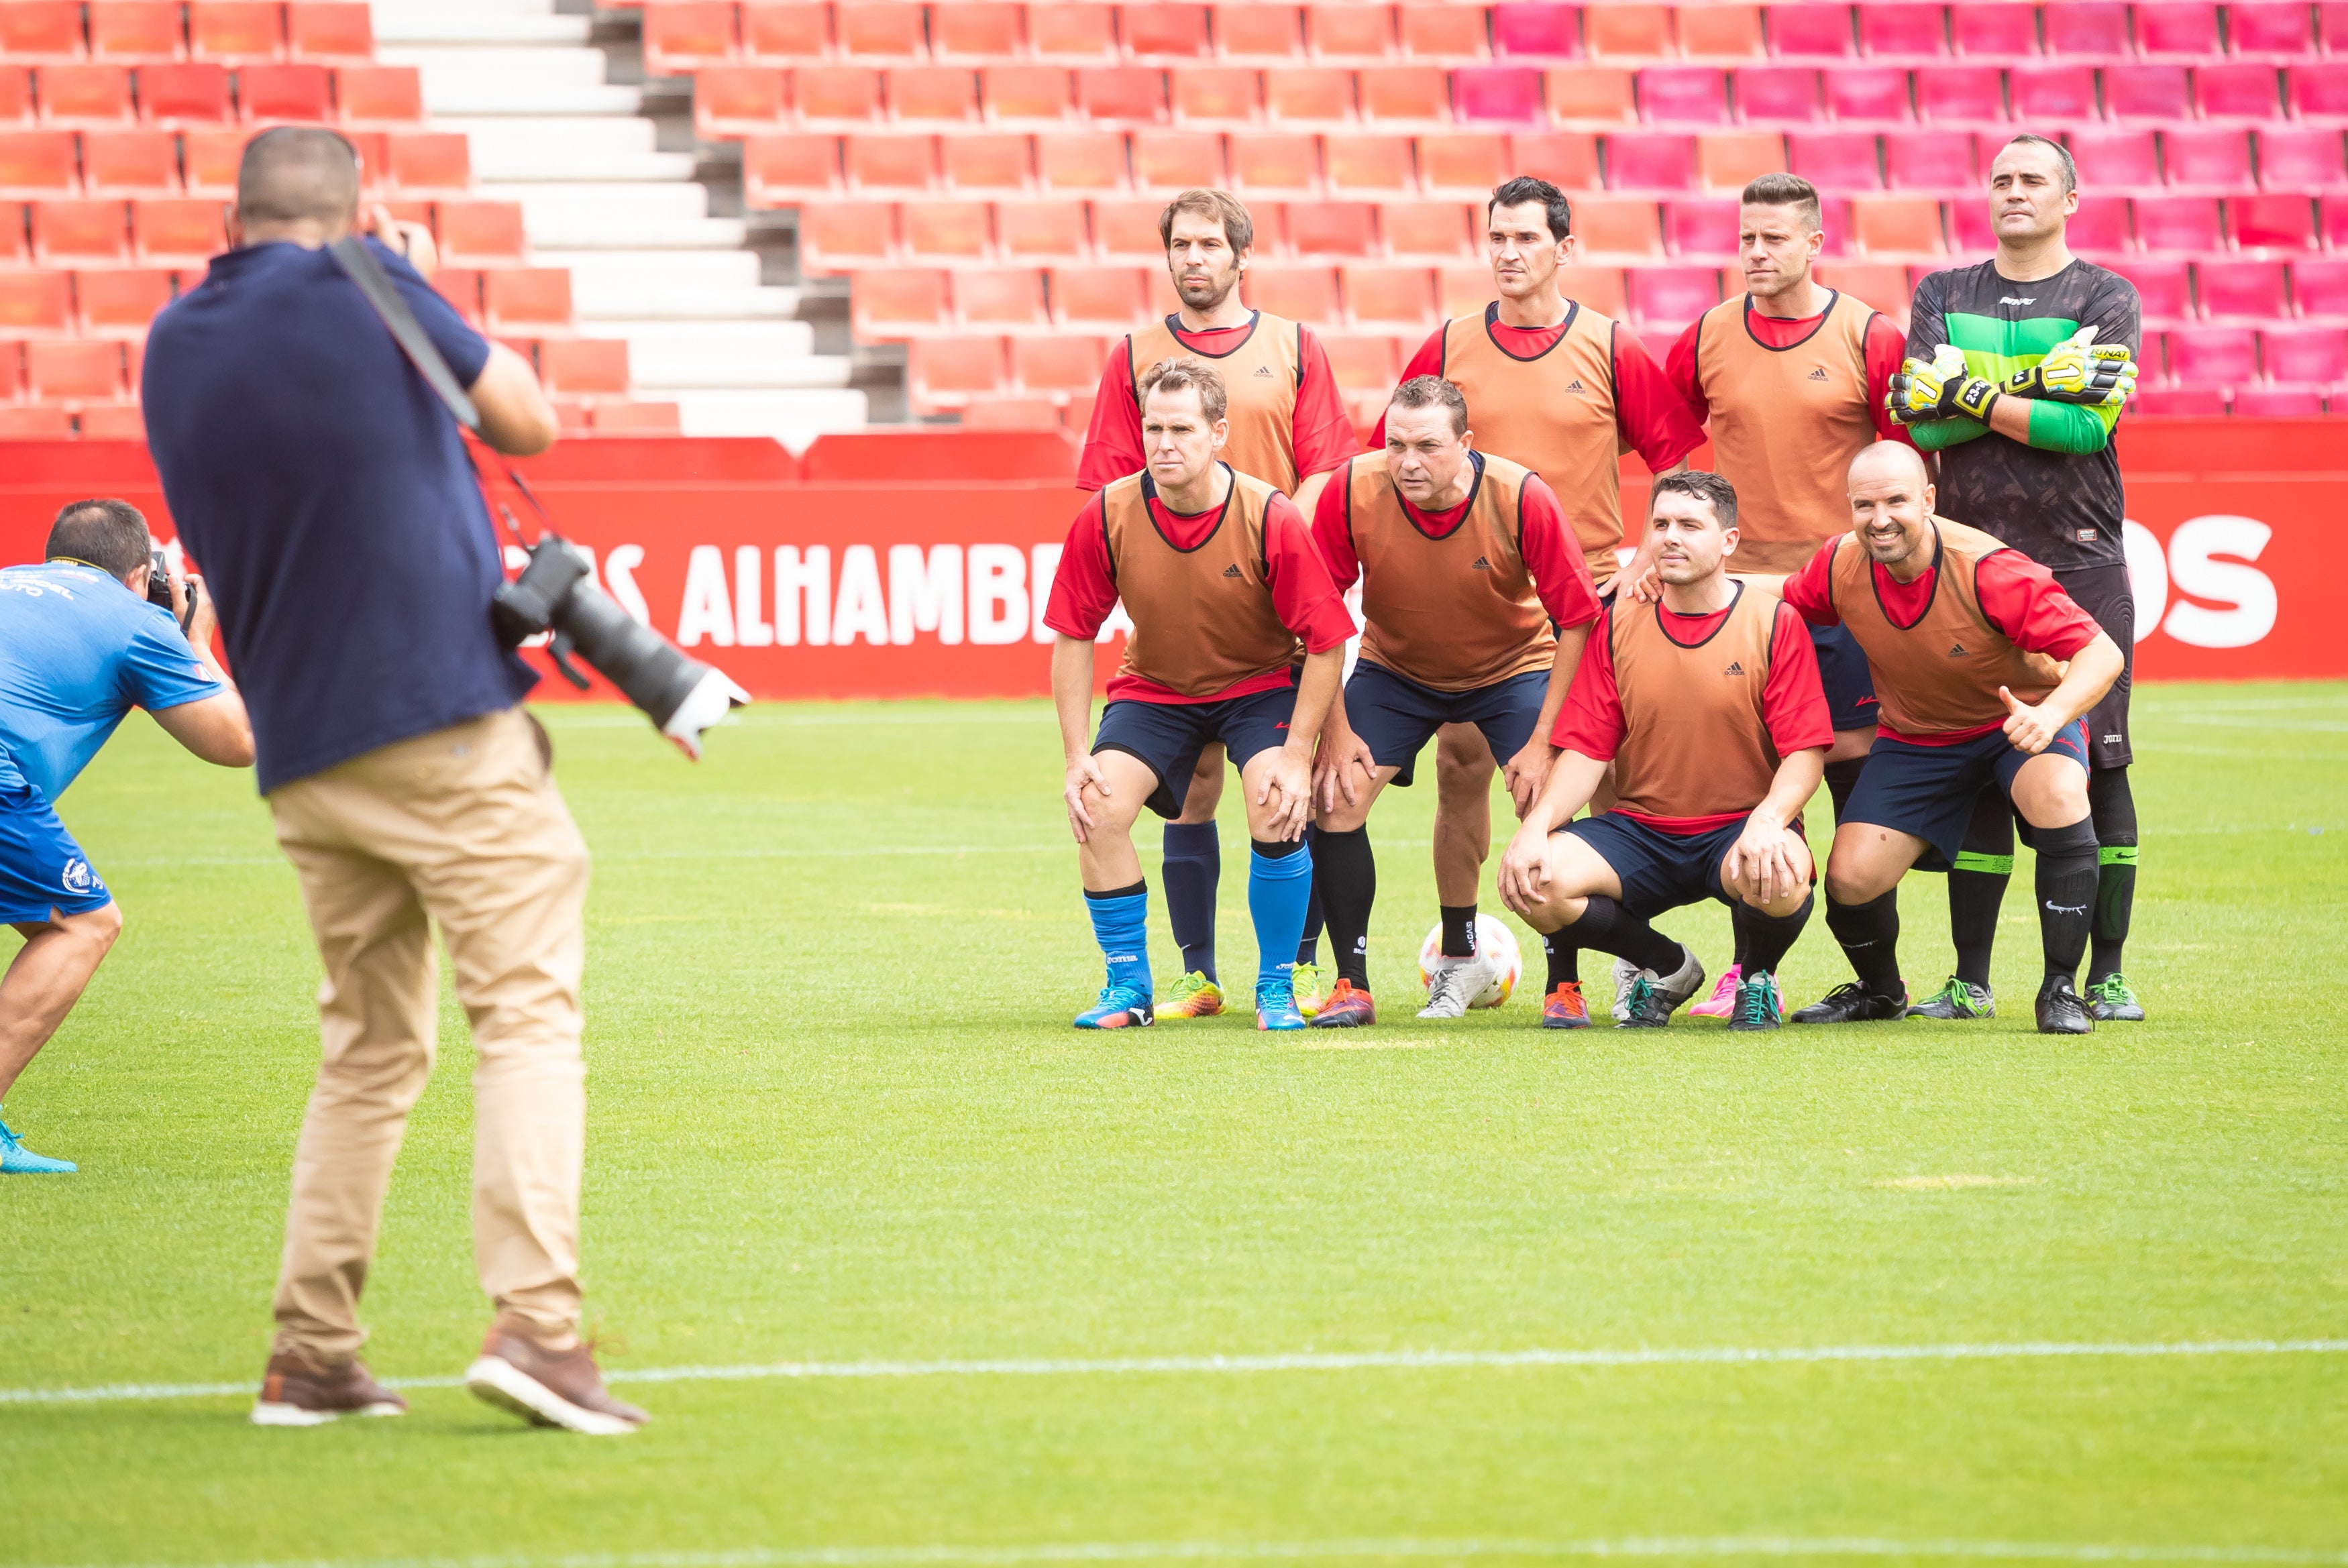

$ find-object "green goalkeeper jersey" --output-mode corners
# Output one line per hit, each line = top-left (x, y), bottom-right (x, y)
(1903, 258), (2141, 571)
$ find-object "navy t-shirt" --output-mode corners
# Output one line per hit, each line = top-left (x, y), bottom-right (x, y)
(142, 237), (537, 793)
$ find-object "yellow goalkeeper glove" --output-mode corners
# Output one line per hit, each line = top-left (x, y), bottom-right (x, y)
(1888, 343), (2000, 425)
(2001, 325), (2139, 406)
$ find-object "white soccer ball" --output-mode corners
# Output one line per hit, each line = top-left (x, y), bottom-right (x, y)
(1418, 914), (1522, 1008)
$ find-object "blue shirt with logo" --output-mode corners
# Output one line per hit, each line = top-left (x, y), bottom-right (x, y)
(140, 236), (538, 793)
(0, 561), (224, 802)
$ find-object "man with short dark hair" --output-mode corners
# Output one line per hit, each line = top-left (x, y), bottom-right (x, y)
(1889, 133), (2147, 1024)
(142, 126), (645, 1435)
(1075, 187), (1363, 1023)
(0, 500), (252, 1173)
(1304, 374), (1602, 1025)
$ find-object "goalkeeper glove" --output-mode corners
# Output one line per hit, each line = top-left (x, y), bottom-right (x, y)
(1888, 343), (2001, 425)
(2000, 325), (2139, 407)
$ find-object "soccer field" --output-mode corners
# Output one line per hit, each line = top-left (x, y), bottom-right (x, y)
(4, 682), (2345, 1567)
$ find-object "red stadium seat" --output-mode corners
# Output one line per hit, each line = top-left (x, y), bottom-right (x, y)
(1664, 195), (1738, 254)
(1824, 64), (1914, 120)
(1399, 4), (1489, 60)
(2196, 62), (2281, 116)
(1088, 198), (1165, 258)
(1491, 3), (1582, 60)
(180, 127), (249, 194)
(1678, 5), (1766, 58)
(1010, 333), (1106, 397)
(2231, 1), (2314, 55)
(2261, 325), (2348, 383)
(2259, 126), (2347, 189)
(0, 131), (78, 196)
(998, 198), (1089, 257)
(435, 200), (529, 263)
(2105, 63), (2191, 119)
(906, 337), (1006, 409)
(1768, 5), (1856, 58)
(89, 3), (184, 64)
(1077, 66), (1168, 122)
(2288, 62), (2348, 114)
(2106, 254), (2191, 322)
(40, 65), (138, 127)
(1546, 64), (1638, 121)
(845, 131), (937, 189)
(1736, 65), (1823, 121)
(286, 4), (375, 64)
(2166, 325), (2257, 384)
(1229, 130), (1320, 191)
(2233, 384), (2325, 413)
(1698, 129), (1782, 188)
(1884, 127), (1974, 189)
(77, 266), (173, 336)
(1790, 130), (1883, 189)
(1815, 259), (1911, 313)
(696, 66), (788, 135)
(3, 4), (89, 62)
(1216, 4), (1303, 60)
(1607, 132), (1697, 188)
(539, 339), (631, 397)
(2135, 3), (2221, 58)
(1950, 3), (2037, 57)
(335, 66), (425, 125)
(644, 4), (739, 74)
(798, 65), (885, 121)
(2325, 192), (2348, 247)
(188, 3), (284, 64)
(1130, 128), (1223, 189)
(941, 132), (1031, 190)
(1241, 261), (1340, 323)
(1359, 64), (1454, 121)
(0, 201), (28, 265)
(25, 339), (126, 402)
(1286, 199), (1379, 255)
(1420, 129), (1511, 190)
(0, 272), (73, 337)
(2165, 125), (2251, 189)
(2070, 127), (2159, 190)
(796, 200), (898, 268)
(2043, 3), (2129, 58)
(1435, 262), (1495, 315)
(1318, 331), (1398, 393)
(1326, 135), (1416, 192)
(2011, 64), (2096, 121)
(904, 198), (996, 262)
(1640, 66), (1729, 123)
(1562, 263), (1626, 315)
(1343, 260), (1436, 325)
(84, 129), (182, 193)
(1381, 198), (1475, 257)
(1511, 129), (1603, 186)
(1034, 129), (1129, 188)
(1454, 65), (1545, 123)
(2131, 192), (2219, 250)
(837, 1), (927, 58)
(743, 133), (843, 203)
(743, 2), (833, 59)
(1625, 264), (1721, 331)
(130, 195), (224, 263)
(1308, 5), (1399, 59)
(482, 269), (574, 332)
(1582, 3), (1670, 58)
(2198, 256), (2286, 319)
(955, 266), (1049, 327)
(983, 64), (1073, 120)
(2134, 384), (2227, 411)
(31, 198), (129, 263)
(853, 266), (951, 333)
(1049, 263), (1149, 325)
(0, 407), (77, 436)
(1574, 193), (1664, 254)
(240, 64), (333, 122)
(2233, 191), (2318, 248)
(2294, 256), (2348, 317)
(1856, 3), (1946, 57)
(1030, 3), (1118, 58)
(1171, 66), (1261, 122)
(892, 66), (980, 122)
(586, 401), (682, 433)
(1917, 64), (2005, 123)
(1852, 192), (1945, 253)
(1266, 66), (1355, 121)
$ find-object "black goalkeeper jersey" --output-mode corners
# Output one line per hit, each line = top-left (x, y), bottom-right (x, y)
(1905, 259), (2141, 571)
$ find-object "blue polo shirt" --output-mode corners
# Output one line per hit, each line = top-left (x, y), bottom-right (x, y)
(141, 237), (537, 793)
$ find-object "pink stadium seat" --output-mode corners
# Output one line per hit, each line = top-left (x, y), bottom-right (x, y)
(744, 133), (843, 203)
(2233, 384), (2326, 412)
(286, 4), (375, 64)
(1575, 193), (1664, 253)
(2044, 3), (2130, 58)
(1399, 4), (1489, 60)
(904, 198), (996, 262)
(1171, 66), (1261, 122)
(2233, 191), (2318, 247)
(743, 2), (833, 59)
(893, 66), (980, 121)
(1951, 3), (2037, 57)
(1626, 264), (1721, 330)
(1699, 128), (1782, 188)
(1216, 5), (1303, 60)
(1736, 65), (1823, 121)
(0, 132), (78, 196)
(1229, 131), (1321, 191)
(2071, 127), (2160, 190)
(1608, 132), (1697, 188)
(1089, 199), (1166, 258)
(2131, 191), (2219, 249)
(999, 198), (1090, 257)
(2294, 256), (2348, 317)
(2167, 324), (2258, 383)
(1917, 64), (2005, 123)
(1012, 333), (1107, 397)
(2288, 62), (2348, 113)
(2165, 125), (2252, 188)
(1381, 197), (1477, 257)
(1036, 129), (1130, 188)
(1266, 66), (1356, 120)
(1342, 261), (1436, 327)
(1582, 3), (1671, 58)
(1491, 3), (1583, 60)
(1678, 5), (1766, 59)
(31, 199), (129, 264)
(240, 63), (333, 121)
(2261, 324), (2348, 382)
(1546, 64), (1639, 121)
(2105, 62), (2192, 117)
(1308, 4), (1399, 59)
(89, 3), (183, 63)
(1853, 191), (1945, 252)
(2326, 192), (2348, 246)
(2107, 254), (2192, 321)
(0, 272), (73, 337)
(837, 2), (927, 58)
(25, 339), (127, 402)
(908, 337), (1006, 409)
(1242, 262), (1340, 323)
(482, 270), (575, 333)
(1791, 129), (1883, 188)
(3, 4), (88, 62)
(2259, 125), (2347, 189)
(1664, 195), (1738, 254)
(1857, 3), (1947, 57)
(853, 267), (950, 333)
(1513, 129), (1603, 186)
(2230, 1), (2313, 55)
(1077, 66), (1168, 122)
(1454, 66), (1545, 122)
(1419, 129), (1510, 190)
(2198, 256), (2288, 317)
(2011, 64), (2096, 121)
(40, 65), (138, 126)
(798, 201), (898, 269)
(1767, 5), (1856, 58)
(1824, 64), (1914, 119)
(798, 66), (885, 120)
(1130, 128), (1224, 188)
(1030, 3), (1118, 58)
(2135, 3), (2220, 58)
(695, 67), (788, 135)
(983, 64), (1073, 119)
(845, 132), (937, 189)
(335, 66), (425, 125)
(942, 132), (1034, 190)
(1326, 135), (1417, 192)
(1359, 64), (1453, 121)
(133, 64), (223, 127)
(2196, 61), (2281, 115)
(2134, 384), (2227, 410)
(1641, 66), (1730, 123)
(955, 266), (1050, 328)
(1287, 199), (1379, 255)
(189, 2), (284, 64)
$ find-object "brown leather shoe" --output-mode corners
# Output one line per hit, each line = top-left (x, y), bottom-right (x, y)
(250, 1349), (408, 1427)
(464, 1319), (647, 1435)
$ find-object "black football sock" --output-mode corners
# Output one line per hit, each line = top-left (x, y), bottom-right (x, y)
(1736, 892), (1814, 979)
(1554, 895), (1683, 975)
(2033, 816), (2099, 987)
(1542, 929), (1579, 989)
(1295, 825), (1325, 965)
(1948, 784), (2013, 990)
(1823, 890), (1903, 996)
(1161, 820), (1220, 983)
(1822, 755), (1868, 824)
(2088, 767), (2137, 984)
(1440, 903), (1478, 958)
(1310, 826), (1375, 989)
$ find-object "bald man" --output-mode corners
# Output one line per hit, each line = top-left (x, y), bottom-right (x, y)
(1758, 444), (2123, 1035)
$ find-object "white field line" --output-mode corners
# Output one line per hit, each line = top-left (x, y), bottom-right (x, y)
(7, 1337), (2344, 1409)
(21, 1534), (2348, 1568)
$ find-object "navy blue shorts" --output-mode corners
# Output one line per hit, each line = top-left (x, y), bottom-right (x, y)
(1811, 622), (1880, 734)
(1345, 661), (1549, 788)
(1560, 810), (1749, 919)
(1843, 720), (2090, 869)
(0, 777), (111, 925)
(1093, 671), (1299, 820)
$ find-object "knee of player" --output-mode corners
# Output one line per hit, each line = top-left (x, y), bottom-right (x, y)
(74, 899), (125, 950)
(1821, 860), (1875, 906)
(1433, 742), (1493, 791)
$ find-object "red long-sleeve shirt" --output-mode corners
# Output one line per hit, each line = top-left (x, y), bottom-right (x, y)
(1664, 297), (1915, 446)
(1075, 322), (1361, 492)
(1043, 482), (1355, 705)
(1779, 541), (2106, 744)
(1552, 597), (1833, 833)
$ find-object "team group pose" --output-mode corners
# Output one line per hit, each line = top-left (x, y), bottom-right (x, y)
(1049, 129), (2147, 1038)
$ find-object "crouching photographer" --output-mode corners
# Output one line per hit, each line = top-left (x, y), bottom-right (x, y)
(140, 126), (647, 1435)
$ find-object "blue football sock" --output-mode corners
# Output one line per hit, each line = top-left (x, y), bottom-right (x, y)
(1248, 839), (1313, 998)
(1161, 821), (1219, 982)
(1083, 881), (1151, 996)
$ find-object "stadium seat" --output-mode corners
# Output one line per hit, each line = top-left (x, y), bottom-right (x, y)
(696, 66), (788, 134)
(2231, 384), (2325, 413)
(837, 1), (928, 58)
(1010, 333), (1107, 398)
(1852, 192), (1945, 253)
(2070, 127), (2159, 189)
(286, 4), (375, 64)
(1318, 332), (1399, 393)
(2166, 324), (2258, 383)
(893, 66), (980, 121)
(1308, 5), (1399, 59)
(798, 199), (897, 268)
(2011, 64), (2096, 121)
(77, 267), (173, 337)
(435, 200), (528, 263)
(178, 127), (248, 194)
(983, 64), (1073, 119)
(1823, 64), (1914, 120)
(31, 198), (129, 264)
(1286, 199), (1379, 255)
(1035, 129), (1129, 188)
(1359, 64), (1454, 121)
(1583, 3), (1671, 59)
(1130, 128), (1223, 188)
(743, 1), (833, 59)
(2196, 61), (2281, 116)
(1325, 135), (1417, 192)
(1216, 5), (1304, 60)
(2326, 192), (2348, 247)
(1698, 129), (1782, 189)
(539, 339), (632, 397)
(799, 65), (886, 120)
(2288, 62), (2348, 114)
(88, 4), (184, 64)
(1664, 196), (1738, 254)
(1, 4), (89, 64)
(1626, 264), (1721, 331)
(959, 394), (1064, 429)
(1767, 5), (1857, 58)
(1736, 65), (1823, 122)
(1077, 66), (1168, 122)
(1574, 193), (1664, 254)
(1950, 3), (2038, 58)
(1171, 66), (1262, 122)
(1641, 66), (1730, 123)
(2230, 1), (2314, 56)
(2106, 254), (2191, 322)
(1561, 262), (1626, 316)
(1881, 128), (1972, 191)
(40, 65), (137, 126)
(335, 66), (425, 125)
(0, 200), (27, 265)
(955, 266), (1050, 327)
(187, 3), (286, 64)
(1813, 259), (1908, 311)
(904, 198), (996, 262)
(2105, 62), (2192, 118)
(1511, 129), (1602, 186)
(2259, 125), (2347, 190)
(0, 272), (73, 337)
(0, 406), (76, 436)
(1241, 261), (1340, 323)
(2261, 324), (2348, 384)
(2233, 191), (2318, 248)
(1453, 66), (1545, 122)
(744, 133), (842, 203)
(239, 64), (332, 122)
(2135, 3), (2220, 58)
(2164, 125), (2251, 188)
(998, 198), (1091, 257)
(25, 339), (126, 402)
(2198, 257), (2288, 319)
(1916, 64), (2005, 123)
(1049, 263), (1149, 325)
(1420, 129), (1510, 190)
(83, 130), (180, 193)
(2043, 3), (2129, 59)
(2073, 192), (2136, 251)
(2135, 384), (2227, 411)
(1607, 132), (1697, 188)
(1680, 2), (1764, 58)
(1030, 3), (1118, 58)
(1398, 5), (1489, 61)
(853, 266), (951, 333)
(941, 131), (1033, 190)
(1381, 197), (1476, 257)
(1856, 3), (1947, 58)
(1342, 260), (1436, 326)
(846, 131), (937, 190)
(1546, 64), (1639, 121)
(129, 195), (223, 264)
(2291, 256), (2348, 317)
(907, 337), (1007, 409)
(1432, 261), (1491, 316)
(0, 131), (78, 197)
(482, 269), (574, 333)
(1491, 4), (1583, 60)
(1266, 66), (1356, 121)
(1089, 198), (1166, 258)
(1229, 130), (1321, 191)
(1791, 129), (1883, 188)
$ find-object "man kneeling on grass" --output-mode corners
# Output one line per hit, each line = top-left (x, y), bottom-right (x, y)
(1498, 471), (1830, 1030)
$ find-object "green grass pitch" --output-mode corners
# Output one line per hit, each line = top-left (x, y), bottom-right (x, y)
(3, 682), (2344, 1567)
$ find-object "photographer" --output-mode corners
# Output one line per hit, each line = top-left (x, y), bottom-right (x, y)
(141, 127), (645, 1435)
(0, 501), (252, 1174)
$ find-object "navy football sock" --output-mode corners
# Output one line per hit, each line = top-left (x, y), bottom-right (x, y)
(1160, 820), (1219, 983)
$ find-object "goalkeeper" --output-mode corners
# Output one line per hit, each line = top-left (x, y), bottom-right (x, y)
(1882, 133), (2147, 1027)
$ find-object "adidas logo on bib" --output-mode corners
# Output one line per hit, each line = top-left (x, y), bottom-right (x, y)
(1470, 556), (1491, 570)
(1254, 366), (1274, 376)
(1947, 641), (1968, 657)
(1222, 564), (1244, 577)
(1724, 661), (1744, 675)
(1807, 367), (1829, 381)
(1564, 379), (1585, 392)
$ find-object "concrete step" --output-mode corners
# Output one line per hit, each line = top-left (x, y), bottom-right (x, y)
(437, 117), (691, 182)
(536, 248), (770, 291)
(423, 79), (643, 116)
(371, 13), (590, 46)
(606, 326), (842, 388)
(524, 213), (749, 249)
(484, 181), (716, 235)
(669, 388), (872, 447)
(575, 284), (804, 321)
(376, 46), (613, 85)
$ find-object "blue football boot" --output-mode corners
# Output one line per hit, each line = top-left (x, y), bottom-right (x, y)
(1256, 978), (1305, 1031)
(0, 1112), (76, 1174)
(1075, 981), (1154, 1029)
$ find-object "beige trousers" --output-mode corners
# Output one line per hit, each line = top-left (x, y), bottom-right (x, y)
(266, 706), (590, 1361)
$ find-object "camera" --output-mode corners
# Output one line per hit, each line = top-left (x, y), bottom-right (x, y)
(492, 533), (747, 760)
(147, 549), (197, 631)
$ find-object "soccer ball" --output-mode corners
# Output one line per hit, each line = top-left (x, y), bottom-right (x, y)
(1418, 914), (1522, 1008)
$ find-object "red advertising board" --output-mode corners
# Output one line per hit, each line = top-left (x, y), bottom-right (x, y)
(0, 421), (2338, 697)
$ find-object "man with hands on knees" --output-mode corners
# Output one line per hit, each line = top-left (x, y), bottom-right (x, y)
(1499, 471), (1830, 1031)
(1046, 357), (1352, 1033)
(1303, 375), (1601, 1027)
